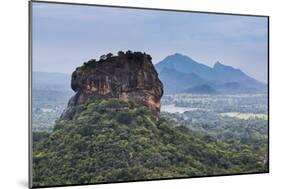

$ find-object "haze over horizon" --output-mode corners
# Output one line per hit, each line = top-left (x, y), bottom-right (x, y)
(32, 2), (268, 83)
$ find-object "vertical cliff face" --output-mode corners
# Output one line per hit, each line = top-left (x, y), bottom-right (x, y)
(60, 51), (163, 120)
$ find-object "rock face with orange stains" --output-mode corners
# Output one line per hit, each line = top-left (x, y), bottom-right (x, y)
(60, 51), (163, 120)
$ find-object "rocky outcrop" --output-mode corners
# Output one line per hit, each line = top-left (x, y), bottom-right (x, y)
(60, 51), (163, 120)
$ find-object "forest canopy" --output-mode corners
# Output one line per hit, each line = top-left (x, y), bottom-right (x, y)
(32, 99), (268, 187)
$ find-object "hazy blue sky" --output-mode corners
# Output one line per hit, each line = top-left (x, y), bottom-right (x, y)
(32, 2), (268, 82)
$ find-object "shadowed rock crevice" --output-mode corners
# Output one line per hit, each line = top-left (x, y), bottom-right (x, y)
(61, 51), (163, 120)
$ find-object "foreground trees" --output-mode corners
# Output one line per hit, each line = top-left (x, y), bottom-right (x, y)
(33, 99), (267, 187)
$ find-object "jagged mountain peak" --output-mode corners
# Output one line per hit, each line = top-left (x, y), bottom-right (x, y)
(155, 53), (266, 94)
(170, 53), (192, 59)
(163, 53), (199, 65)
(213, 61), (223, 67)
(213, 61), (241, 72)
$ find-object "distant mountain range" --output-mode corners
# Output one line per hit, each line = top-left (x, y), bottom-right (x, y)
(155, 53), (267, 94)
(33, 71), (71, 91)
(33, 53), (267, 95)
